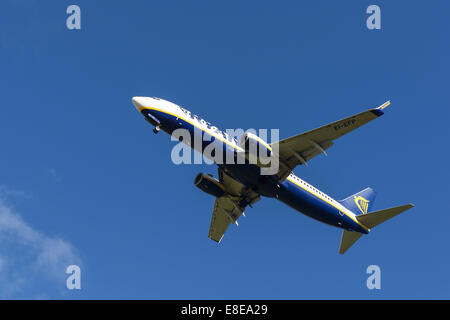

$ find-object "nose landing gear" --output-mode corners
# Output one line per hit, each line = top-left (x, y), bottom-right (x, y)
(153, 126), (161, 134)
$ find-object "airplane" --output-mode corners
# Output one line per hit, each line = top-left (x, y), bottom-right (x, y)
(131, 96), (414, 254)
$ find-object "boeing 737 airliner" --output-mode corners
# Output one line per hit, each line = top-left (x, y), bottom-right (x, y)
(131, 96), (414, 254)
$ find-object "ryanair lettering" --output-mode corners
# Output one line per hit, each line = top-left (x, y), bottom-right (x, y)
(180, 107), (237, 144)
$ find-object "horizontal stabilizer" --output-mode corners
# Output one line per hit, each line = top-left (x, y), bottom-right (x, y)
(339, 203), (414, 254)
(356, 204), (414, 229)
(339, 230), (363, 254)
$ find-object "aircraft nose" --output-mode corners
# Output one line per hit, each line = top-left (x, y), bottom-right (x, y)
(132, 96), (146, 111)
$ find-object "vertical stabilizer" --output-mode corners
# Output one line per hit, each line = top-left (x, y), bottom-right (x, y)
(339, 187), (377, 215)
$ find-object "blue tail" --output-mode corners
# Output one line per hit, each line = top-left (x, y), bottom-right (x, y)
(339, 187), (377, 215)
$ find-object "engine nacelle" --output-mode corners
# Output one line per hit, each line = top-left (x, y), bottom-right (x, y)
(239, 132), (272, 166)
(194, 173), (225, 198)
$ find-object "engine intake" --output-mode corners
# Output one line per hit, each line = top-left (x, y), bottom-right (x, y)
(194, 173), (225, 198)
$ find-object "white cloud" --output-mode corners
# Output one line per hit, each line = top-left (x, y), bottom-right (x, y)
(0, 197), (81, 298)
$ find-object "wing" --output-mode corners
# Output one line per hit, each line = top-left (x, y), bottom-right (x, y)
(208, 196), (243, 242)
(208, 169), (260, 242)
(271, 101), (390, 180)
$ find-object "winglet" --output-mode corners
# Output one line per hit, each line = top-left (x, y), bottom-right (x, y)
(378, 100), (391, 110)
(371, 100), (391, 117)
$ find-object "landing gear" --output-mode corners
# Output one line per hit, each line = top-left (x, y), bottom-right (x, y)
(153, 126), (161, 134)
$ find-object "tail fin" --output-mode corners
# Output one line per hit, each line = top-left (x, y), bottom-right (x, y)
(339, 187), (377, 215)
(339, 204), (414, 254)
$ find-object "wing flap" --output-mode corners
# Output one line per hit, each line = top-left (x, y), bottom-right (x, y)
(208, 196), (244, 242)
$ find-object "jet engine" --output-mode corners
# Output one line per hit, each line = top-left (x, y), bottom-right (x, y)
(194, 173), (225, 198)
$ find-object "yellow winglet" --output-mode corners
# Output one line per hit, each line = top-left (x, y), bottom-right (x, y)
(377, 100), (391, 110)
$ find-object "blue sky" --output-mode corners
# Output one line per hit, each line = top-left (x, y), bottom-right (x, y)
(0, 0), (449, 299)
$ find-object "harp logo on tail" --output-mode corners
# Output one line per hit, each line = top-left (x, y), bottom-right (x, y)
(354, 196), (370, 214)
